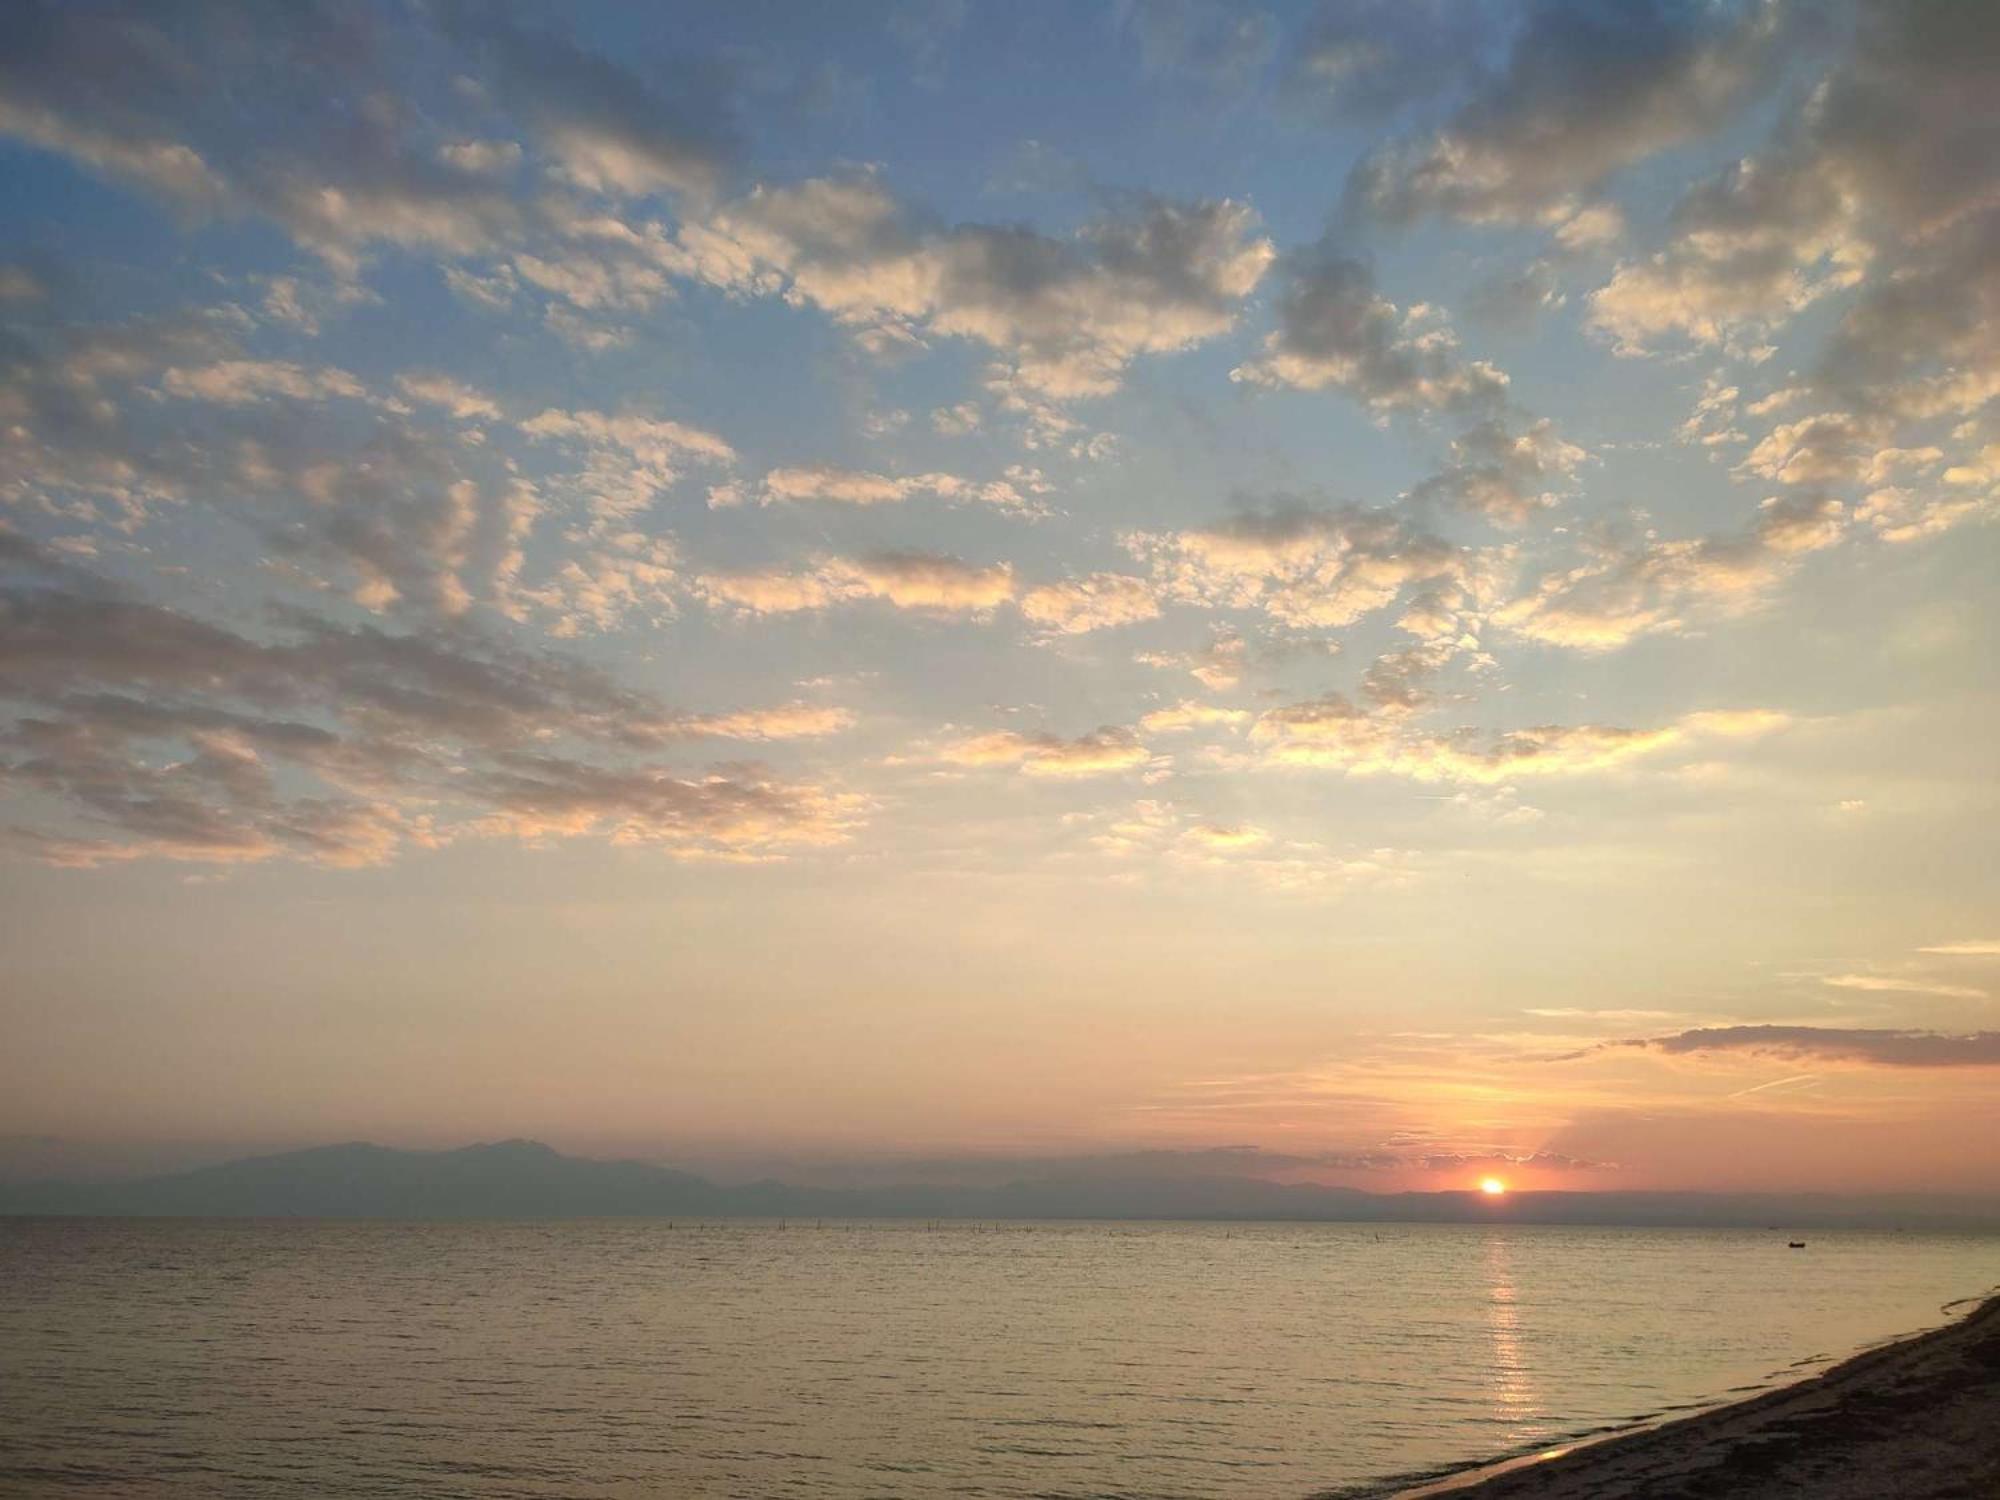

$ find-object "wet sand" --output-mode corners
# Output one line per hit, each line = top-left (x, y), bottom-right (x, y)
(1391, 1291), (2000, 1499)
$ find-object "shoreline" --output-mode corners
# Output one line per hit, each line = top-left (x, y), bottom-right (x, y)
(1362, 1289), (2000, 1499)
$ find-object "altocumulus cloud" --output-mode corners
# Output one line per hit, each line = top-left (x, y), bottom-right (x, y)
(659, 176), (1275, 403)
(930, 727), (1152, 779)
(1128, 500), (1470, 633)
(1231, 247), (1508, 412)
(1345, 0), (1801, 227)
(1495, 493), (1848, 650)
(0, 0), (1995, 894)
(693, 552), (1016, 617)
(0, 532), (862, 867)
(1249, 690), (1787, 784)
(0, 0), (1273, 411)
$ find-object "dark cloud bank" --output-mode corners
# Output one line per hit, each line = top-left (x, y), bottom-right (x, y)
(1589, 1026), (2000, 1069)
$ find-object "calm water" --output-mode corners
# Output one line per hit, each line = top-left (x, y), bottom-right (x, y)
(0, 1219), (1992, 1499)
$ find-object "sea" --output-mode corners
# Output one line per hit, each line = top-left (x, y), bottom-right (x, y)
(0, 1218), (1992, 1499)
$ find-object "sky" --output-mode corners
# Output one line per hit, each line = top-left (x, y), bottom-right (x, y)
(2, 0), (1997, 1195)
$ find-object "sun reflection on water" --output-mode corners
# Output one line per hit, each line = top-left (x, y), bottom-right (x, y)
(1481, 1232), (1545, 1435)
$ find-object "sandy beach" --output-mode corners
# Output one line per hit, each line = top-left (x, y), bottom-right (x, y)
(1389, 1292), (2000, 1499)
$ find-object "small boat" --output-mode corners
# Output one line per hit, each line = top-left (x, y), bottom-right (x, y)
(1788, 1240), (1807, 1248)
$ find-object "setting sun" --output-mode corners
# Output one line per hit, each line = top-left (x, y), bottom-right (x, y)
(1479, 1178), (1508, 1197)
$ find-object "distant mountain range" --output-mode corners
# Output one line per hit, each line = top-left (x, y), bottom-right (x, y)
(4, 1139), (1998, 1228)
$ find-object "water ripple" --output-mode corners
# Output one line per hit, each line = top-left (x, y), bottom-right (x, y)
(0, 1218), (1990, 1499)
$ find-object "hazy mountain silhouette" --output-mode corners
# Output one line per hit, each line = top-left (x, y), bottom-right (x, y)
(4, 1140), (1997, 1228)
(0, 1140), (727, 1219)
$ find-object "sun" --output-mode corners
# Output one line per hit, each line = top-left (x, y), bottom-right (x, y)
(1479, 1176), (1508, 1196)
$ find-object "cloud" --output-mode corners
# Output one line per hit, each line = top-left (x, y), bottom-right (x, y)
(521, 408), (736, 522)
(1585, 1), (1999, 378)
(1524, 1008), (1687, 1024)
(822, 551), (1017, 614)
(1816, 211), (2000, 422)
(460, 758), (859, 857)
(1496, 493), (1847, 650)
(396, 373), (502, 422)
(665, 704), (856, 742)
(0, 0), (757, 301)
(437, 140), (523, 177)
(1251, 696), (1785, 783)
(513, 246), (671, 314)
(1139, 702), (1249, 735)
(934, 726), (1150, 778)
(1406, 418), (1587, 525)
(1464, 259), (1568, 331)
(1357, 641), (1456, 711)
(446, 9), (738, 202)
(930, 401), (981, 435)
(1553, 202), (1626, 252)
(0, 264), (47, 302)
(694, 552), (1015, 616)
(0, 1), (534, 273)
(1129, 501), (1465, 631)
(1822, 974), (1987, 1002)
(0, 308), (584, 625)
(1347, 0), (1798, 226)
(1739, 411), (1888, 487)
(1, 0), (1986, 955)
(264, 435), (511, 617)
(1853, 472), (1998, 546)
(1919, 941), (2000, 958)
(688, 565), (855, 617)
(1587, 203), (1865, 351)
(509, 526), (683, 638)
(1, 309), (242, 524)
(1412, 1150), (1603, 1174)
(1182, 821), (1269, 851)
(665, 175), (1273, 399)
(749, 464), (1034, 512)
(1231, 247), (1508, 410)
(1137, 632), (1256, 692)
(159, 359), (367, 406)
(1018, 573), (1162, 634)
(1596, 1026), (2000, 1069)
(0, 533), (861, 867)
(1281, 0), (1503, 125)
(1122, 0), (1276, 96)
(765, 1141), (1600, 1192)
(885, 0), (970, 87)
(4, 13), (1271, 397)
(1079, 800), (1406, 895)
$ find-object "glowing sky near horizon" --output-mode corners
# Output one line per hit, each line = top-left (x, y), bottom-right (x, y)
(2, 0), (1998, 1193)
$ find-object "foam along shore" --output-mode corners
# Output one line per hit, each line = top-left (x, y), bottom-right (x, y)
(1385, 1291), (2000, 1500)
